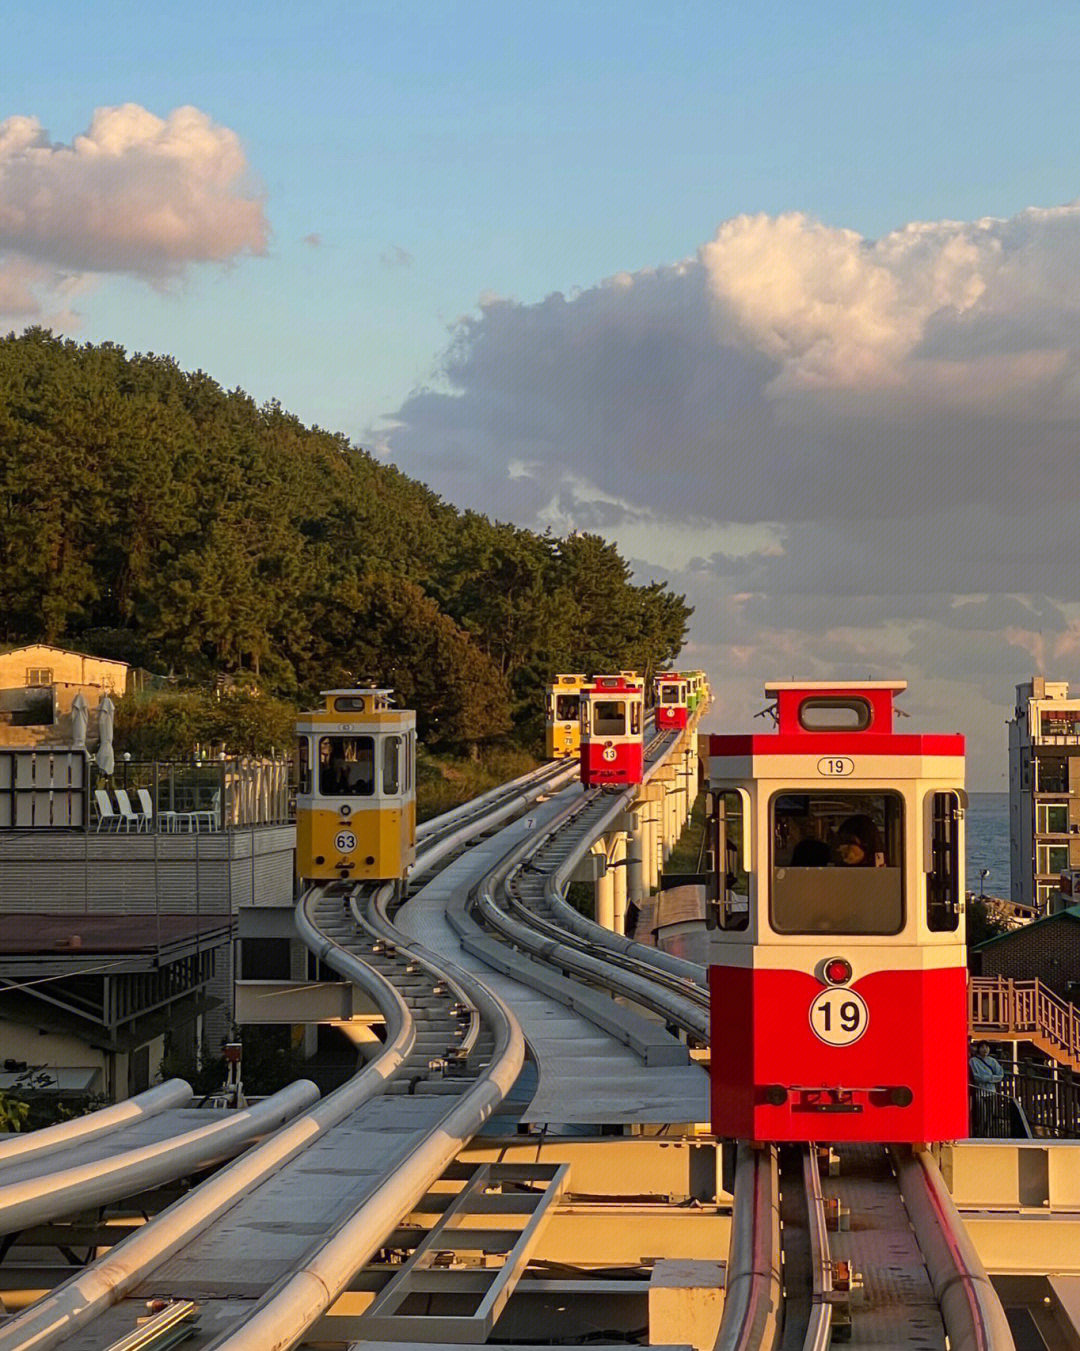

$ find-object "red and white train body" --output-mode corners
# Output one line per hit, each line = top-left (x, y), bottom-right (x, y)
(705, 681), (968, 1144)
(654, 673), (689, 730)
(580, 675), (645, 788)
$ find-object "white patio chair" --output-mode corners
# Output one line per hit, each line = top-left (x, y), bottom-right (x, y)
(113, 788), (146, 832)
(192, 789), (220, 833)
(136, 788), (170, 832)
(94, 788), (119, 832)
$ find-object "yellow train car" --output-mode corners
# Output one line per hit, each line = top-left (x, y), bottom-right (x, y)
(295, 689), (416, 885)
(545, 674), (588, 759)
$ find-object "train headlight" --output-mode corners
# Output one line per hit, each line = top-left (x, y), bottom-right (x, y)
(823, 957), (852, 985)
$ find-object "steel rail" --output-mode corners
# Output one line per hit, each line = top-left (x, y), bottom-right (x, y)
(892, 1147), (1015, 1351)
(468, 777), (710, 1035)
(714, 1144), (782, 1351)
(409, 760), (580, 884)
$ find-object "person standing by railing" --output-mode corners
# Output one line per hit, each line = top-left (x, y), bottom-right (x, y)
(969, 1040), (1004, 1135)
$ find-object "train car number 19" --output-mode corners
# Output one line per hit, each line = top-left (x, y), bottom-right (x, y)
(809, 988), (869, 1046)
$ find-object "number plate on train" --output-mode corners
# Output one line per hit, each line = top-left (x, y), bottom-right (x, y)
(808, 988), (869, 1046)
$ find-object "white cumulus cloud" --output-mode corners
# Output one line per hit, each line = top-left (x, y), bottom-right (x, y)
(0, 103), (267, 326)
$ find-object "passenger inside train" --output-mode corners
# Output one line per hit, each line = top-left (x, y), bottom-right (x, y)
(772, 793), (902, 933)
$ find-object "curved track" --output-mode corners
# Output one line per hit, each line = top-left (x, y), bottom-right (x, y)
(0, 761), (666, 1351)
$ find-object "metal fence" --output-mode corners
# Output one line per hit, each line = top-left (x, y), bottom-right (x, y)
(969, 1065), (1080, 1139)
(105, 758), (293, 832)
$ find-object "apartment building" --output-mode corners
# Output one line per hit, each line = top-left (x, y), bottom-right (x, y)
(1009, 678), (1080, 912)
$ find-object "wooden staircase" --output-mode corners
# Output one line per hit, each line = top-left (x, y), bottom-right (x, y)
(970, 976), (1080, 1072)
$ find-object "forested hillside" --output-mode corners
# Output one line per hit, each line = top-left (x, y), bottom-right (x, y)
(0, 330), (691, 751)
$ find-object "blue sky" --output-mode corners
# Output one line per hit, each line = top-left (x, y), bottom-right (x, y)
(3, 2), (1080, 785)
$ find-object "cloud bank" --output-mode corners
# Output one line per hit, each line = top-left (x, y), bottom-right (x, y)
(384, 202), (1080, 784)
(0, 104), (267, 326)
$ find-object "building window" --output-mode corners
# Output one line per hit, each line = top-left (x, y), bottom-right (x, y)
(1036, 881), (1058, 910)
(1036, 843), (1070, 876)
(25, 668), (52, 686)
(1041, 711), (1080, 737)
(1035, 756), (1069, 793)
(1037, 802), (1069, 834)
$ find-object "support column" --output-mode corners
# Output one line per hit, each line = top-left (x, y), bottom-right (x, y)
(611, 832), (627, 936)
(627, 803), (646, 907)
(596, 840), (615, 932)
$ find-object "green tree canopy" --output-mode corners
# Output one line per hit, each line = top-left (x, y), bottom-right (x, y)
(0, 329), (692, 752)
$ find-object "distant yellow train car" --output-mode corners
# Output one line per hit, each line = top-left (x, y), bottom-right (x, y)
(295, 689), (416, 885)
(545, 674), (588, 759)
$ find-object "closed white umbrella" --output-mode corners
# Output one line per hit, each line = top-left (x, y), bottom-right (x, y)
(95, 694), (115, 777)
(70, 693), (89, 750)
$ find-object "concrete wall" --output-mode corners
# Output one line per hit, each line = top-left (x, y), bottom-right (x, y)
(0, 825), (295, 912)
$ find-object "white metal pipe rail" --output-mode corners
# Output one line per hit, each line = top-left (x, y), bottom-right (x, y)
(469, 785), (709, 1039)
(199, 865), (530, 1349)
(0, 1079), (193, 1169)
(0, 892), (418, 1351)
(0, 1079), (320, 1235)
(416, 758), (574, 844)
(714, 1144), (782, 1351)
(892, 1147), (1016, 1351)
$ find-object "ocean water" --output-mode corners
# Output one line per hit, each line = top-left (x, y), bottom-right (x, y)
(966, 792), (1010, 898)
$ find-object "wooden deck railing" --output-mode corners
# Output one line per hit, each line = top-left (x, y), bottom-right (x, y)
(970, 976), (1080, 1070)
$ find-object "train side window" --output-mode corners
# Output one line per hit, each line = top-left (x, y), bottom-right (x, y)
(631, 701), (641, 735)
(297, 738), (311, 796)
(594, 700), (626, 736)
(710, 790), (750, 930)
(405, 732), (414, 792)
(770, 791), (904, 935)
(383, 736), (401, 795)
(926, 790), (962, 932)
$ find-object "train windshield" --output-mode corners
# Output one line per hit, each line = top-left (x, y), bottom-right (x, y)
(318, 736), (376, 797)
(770, 791), (904, 934)
(594, 701), (627, 735)
(555, 694), (580, 721)
(660, 686), (682, 704)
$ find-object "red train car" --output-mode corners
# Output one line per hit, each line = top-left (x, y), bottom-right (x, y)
(705, 681), (968, 1144)
(580, 675), (644, 788)
(654, 673), (689, 730)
